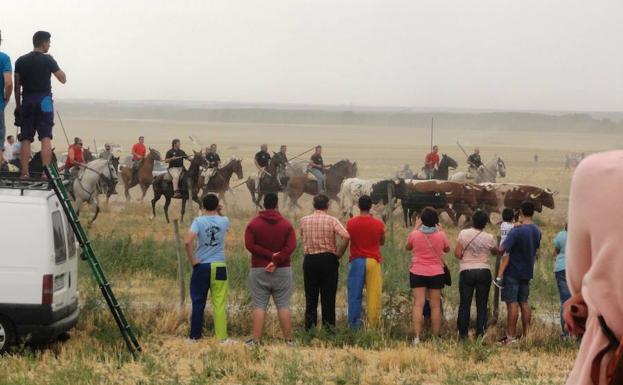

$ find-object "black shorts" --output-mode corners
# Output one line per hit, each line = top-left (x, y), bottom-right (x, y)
(19, 93), (54, 142)
(410, 273), (445, 289)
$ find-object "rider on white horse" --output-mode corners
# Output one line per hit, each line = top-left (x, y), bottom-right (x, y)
(466, 147), (484, 179)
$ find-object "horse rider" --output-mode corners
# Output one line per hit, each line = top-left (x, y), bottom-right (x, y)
(164, 138), (187, 198)
(308, 145), (326, 193)
(466, 147), (483, 179)
(398, 164), (413, 179)
(424, 145), (440, 179)
(131, 135), (146, 170)
(64, 137), (86, 180)
(204, 143), (221, 183)
(99, 143), (113, 161)
(277, 144), (289, 185)
(254, 143), (271, 192)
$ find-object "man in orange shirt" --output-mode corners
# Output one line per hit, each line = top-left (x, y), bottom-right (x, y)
(131, 136), (146, 169)
(424, 145), (440, 179)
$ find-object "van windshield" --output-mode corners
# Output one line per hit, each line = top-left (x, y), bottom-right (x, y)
(52, 211), (67, 264)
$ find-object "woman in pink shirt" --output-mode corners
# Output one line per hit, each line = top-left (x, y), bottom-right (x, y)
(406, 207), (450, 345)
(454, 211), (499, 340)
(564, 151), (623, 384)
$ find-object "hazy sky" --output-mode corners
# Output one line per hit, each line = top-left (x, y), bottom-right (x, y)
(1, 0), (621, 111)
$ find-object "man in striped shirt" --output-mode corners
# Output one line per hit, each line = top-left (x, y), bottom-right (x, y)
(300, 194), (350, 330)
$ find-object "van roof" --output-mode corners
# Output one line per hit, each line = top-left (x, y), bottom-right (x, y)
(0, 175), (57, 203)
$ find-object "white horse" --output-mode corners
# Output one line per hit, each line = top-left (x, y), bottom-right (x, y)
(449, 155), (507, 184)
(72, 158), (119, 225)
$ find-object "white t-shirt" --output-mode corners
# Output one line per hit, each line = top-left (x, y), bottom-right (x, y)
(500, 221), (513, 246)
(3, 142), (20, 161)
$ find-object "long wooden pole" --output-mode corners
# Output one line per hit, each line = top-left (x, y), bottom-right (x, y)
(173, 220), (186, 308)
(430, 117), (434, 153)
(387, 182), (394, 245)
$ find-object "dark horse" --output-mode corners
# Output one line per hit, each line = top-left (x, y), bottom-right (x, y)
(414, 154), (458, 180)
(200, 157), (244, 202)
(286, 159), (358, 209)
(3, 150), (58, 176)
(245, 152), (288, 208)
(151, 152), (206, 223)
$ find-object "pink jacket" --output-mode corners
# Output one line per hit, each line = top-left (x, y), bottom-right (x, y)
(566, 151), (623, 384)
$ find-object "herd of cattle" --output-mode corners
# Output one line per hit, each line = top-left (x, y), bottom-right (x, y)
(338, 178), (557, 226)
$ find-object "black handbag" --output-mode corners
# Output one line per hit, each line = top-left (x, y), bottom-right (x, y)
(422, 232), (452, 287)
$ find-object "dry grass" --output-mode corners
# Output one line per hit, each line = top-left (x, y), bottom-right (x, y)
(2, 117), (608, 384)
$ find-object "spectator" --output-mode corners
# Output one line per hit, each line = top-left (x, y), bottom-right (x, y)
(454, 210), (498, 339)
(406, 207), (450, 345)
(184, 194), (234, 345)
(3, 135), (20, 163)
(346, 195), (385, 329)
(493, 208), (516, 289)
(14, 31), (66, 178)
(300, 194), (350, 330)
(564, 151), (623, 384)
(244, 193), (297, 345)
(497, 201), (541, 345)
(553, 224), (570, 337)
(0, 31), (12, 165)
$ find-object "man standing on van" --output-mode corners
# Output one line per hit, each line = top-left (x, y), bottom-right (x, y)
(14, 31), (66, 178)
(184, 194), (234, 344)
(0, 30), (12, 166)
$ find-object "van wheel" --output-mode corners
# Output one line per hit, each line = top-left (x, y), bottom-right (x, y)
(0, 316), (16, 354)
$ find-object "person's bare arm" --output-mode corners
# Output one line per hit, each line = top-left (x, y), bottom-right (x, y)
(380, 232), (386, 246)
(13, 73), (20, 108)
(553, 246), (560, 259)
(454, 241), (464, 260)
(337, 238), (350, 258)
(3, 72), (12, 105)
(53, 69), (66, 84)
(184, 232), (200, 266)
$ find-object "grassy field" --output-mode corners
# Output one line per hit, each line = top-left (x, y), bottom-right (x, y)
(2, 115), (607, 384)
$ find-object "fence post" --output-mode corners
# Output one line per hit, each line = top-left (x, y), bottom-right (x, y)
(173, 219), (186, 308)
(492, 254), (501, 324)
(387, 182), (394, 244)
(187, 179), (195, 219)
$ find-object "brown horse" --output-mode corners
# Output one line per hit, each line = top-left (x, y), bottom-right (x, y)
(286, 159), (358, 209)
(121, 148), (161, 201)
(246, 152), (288, 208)
(151, 152), (206, 223)
(199, 157), (244, 201)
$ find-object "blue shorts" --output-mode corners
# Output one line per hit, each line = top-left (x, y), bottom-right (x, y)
(501, 275), (531, 304)
(19, 93), (54, 142)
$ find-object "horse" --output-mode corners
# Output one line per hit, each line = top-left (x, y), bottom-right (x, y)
(246, 152), (288, 208)
(200, 157), (244, 202)
(72, 158), (119, 226)
(4, 150), (58, 176)
(286, 159), (358, 209)
(120, 148), (161, 201)
(449, 155), (507, 184)
(151, 152), (206, 224)
(414, 154), (458, 180)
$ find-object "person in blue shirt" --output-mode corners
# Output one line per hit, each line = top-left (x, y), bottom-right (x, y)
(497, 201), (541, 345)
(0, 31), (13, 165)
(553, 224), (570, 336)
(184, 193), (234, 344)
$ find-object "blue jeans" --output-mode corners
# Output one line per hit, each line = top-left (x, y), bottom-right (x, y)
(309, 168), (325, 193)
(501, 275), (530, 304)
(555, 270), (571, 334)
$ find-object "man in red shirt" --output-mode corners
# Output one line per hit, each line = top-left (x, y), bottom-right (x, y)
(64, 137), (85, 179)
(346, 195), (385, 329)
(424, 145), (440, 179)
(131, 136), (146, 169)
(244, 193), (297, 345)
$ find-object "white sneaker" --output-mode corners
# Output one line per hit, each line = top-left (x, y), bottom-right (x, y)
(412, 337), (420, 346)
(186, 338), (199, 344)
(219, 338), (237, 346)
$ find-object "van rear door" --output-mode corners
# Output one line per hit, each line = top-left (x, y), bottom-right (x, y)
(50, 210), (71, 310)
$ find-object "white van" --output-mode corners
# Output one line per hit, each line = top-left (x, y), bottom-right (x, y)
(0, 178), (79, 353)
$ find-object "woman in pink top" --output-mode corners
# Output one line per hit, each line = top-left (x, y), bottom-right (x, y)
(406, 207), (450, 345)
(564, 151), (623, 384)
(454, 211), (498, 339)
